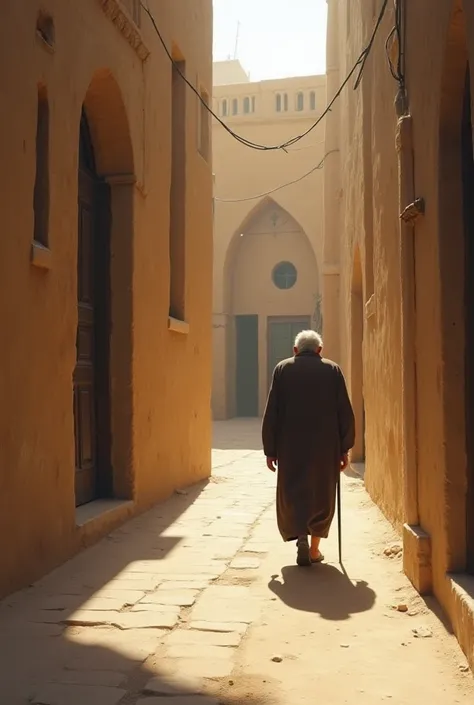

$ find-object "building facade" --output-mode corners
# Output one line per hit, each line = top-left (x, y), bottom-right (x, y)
(324, 0), (474, 667)
(212, 62), (326, 419)
(0, 0), (213, 598)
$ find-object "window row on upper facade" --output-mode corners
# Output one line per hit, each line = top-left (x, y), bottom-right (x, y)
(276, 90), (317, 113)
(218, 89), (317, 117)
(219, 95), (256, 117)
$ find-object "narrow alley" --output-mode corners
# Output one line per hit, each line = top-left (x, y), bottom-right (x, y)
(1, 420), (472, 705)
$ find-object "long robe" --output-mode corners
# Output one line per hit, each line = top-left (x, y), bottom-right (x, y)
(262, 351), (355, 542)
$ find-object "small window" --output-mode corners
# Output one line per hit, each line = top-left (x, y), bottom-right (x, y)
(198, 88), (210, 161)
(310, 91), (316, 111)
(33, 85), (50, 247)
(251, 96), (256, 113)
(232, 98), (238, 115)
(243, 97), (250, 114)
(170, 57), (187, 320)
(221, 99), (228, 117)
(283, 93), (289, 112)
(272, 262), (297, 290)
(276, 94), (282, 112)
(296, 92), (304, 112)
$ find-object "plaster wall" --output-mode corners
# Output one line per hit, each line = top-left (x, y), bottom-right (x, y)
(0, 0), (213, 597)
(325, 0), (403, 525)
(325, 0), (474, 669)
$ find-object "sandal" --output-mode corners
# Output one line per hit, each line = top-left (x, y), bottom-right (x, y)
(296, 537), (311, 567)
(311, 552), (325, 564)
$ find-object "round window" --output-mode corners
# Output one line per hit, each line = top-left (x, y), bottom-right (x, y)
(272, 261), (297, 290)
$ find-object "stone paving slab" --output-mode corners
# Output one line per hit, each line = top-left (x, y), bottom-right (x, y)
(125, 561), (226, 575)
(31, 683), (126, 705)
(229, 556), (261, 569)
(91, 588), (146, 602)
(189, 620), (248, 634)
(165, 644), (235, 661)
(143, 674), (203, 696)
(165, 628), (242, 647)
(157, 580), (212, 590)
(64, 610), (177, 629)
(66, 627), (164, 660)
(156, 657), (234, 679)
(47, 670), (126, 687)
(140, 589), (198, 607)
(130, 603), (180, 615)
(101, 576), (161, 590)
(192, 598), (251, 624)
(137, 697), (218, 705)
(32, 596), (131, 620)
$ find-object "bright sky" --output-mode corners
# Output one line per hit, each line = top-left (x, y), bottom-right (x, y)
(213, 0), (328, 81)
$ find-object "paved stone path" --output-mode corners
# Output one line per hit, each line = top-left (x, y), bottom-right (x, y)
(0, 420), (472, 704)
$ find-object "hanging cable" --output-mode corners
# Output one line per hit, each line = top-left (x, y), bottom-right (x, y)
(385, 0), (405, 88)
(215, 150), (338, 203)
(140, 0), (390, 152)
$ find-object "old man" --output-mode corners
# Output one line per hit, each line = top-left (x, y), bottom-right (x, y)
(262, 329), (355, 566)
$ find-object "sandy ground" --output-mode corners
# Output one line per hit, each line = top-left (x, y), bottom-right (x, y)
(0, 419), (472, 704)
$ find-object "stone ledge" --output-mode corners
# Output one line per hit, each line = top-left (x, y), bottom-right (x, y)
(449, 574), (474, 673)
(168, 317), (190, 335)
(75, 499), (134, 551)
(98, 0), (150, 61)
(403, 523), (432, 595)
(31, 242), (52, 270)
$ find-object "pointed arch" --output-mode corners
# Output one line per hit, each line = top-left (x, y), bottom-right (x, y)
(223, 197), (319, 312)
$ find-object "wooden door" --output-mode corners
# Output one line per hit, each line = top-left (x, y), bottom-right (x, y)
(235, 315), (259, 417)
(74, 112), (111, 507)
(267, 316), (311, 389)
(462, 65), (474, 573)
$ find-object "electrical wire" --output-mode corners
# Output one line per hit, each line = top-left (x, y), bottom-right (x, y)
(140, 0), (390, 152)
(385, 0), (405, 87)
(214, 150), (338, 203)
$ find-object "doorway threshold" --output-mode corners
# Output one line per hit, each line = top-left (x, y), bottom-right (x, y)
(75, 499), (134, 549)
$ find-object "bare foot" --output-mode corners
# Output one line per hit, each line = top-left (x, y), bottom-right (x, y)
(310, 550), (324, 563)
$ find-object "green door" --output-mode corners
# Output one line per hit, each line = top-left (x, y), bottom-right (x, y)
(268, 317), (311, 388)
(235, 315), (259, 417)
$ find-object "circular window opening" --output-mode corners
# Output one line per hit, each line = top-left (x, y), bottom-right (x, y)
(272, 261), (297, 290)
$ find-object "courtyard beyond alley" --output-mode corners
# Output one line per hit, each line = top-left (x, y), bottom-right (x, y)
(1, 420), (473, 705)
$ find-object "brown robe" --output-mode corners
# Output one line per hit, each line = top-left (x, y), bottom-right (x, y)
(262, 351), (355, 542)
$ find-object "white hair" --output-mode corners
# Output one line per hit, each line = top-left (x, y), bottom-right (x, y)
(294, 329), (323, 353)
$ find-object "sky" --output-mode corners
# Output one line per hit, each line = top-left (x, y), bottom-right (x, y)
(213, 0), (328, 81)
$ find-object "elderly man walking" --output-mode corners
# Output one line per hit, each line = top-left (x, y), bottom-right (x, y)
(262, 330), (355, 566)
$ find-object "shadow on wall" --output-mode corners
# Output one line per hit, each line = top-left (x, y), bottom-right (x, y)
(268, 564), (376, 621)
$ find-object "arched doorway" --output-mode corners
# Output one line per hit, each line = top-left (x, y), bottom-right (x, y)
(462, 64), (474, 572)
(74, 110), (112, 507)
(73, 69), (135, 506)
(351, 246), (365, 462)
(224, 198), (319, 417)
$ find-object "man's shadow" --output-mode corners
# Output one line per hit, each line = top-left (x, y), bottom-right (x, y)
(268, 564), (376, 621)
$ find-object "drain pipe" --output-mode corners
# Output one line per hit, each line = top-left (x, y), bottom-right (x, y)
(395, 89), (422, 527)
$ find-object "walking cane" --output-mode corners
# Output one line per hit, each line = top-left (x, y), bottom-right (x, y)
(337, 472), (342, 565)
